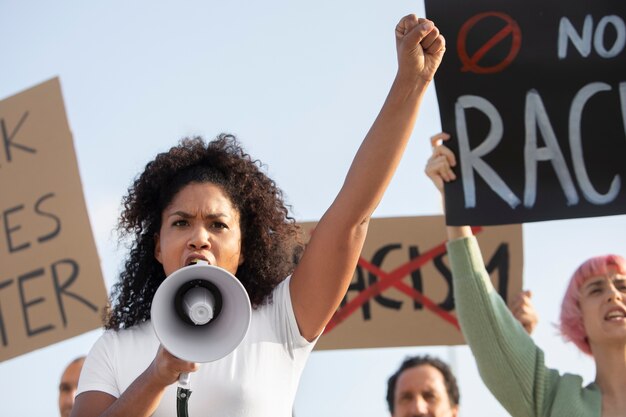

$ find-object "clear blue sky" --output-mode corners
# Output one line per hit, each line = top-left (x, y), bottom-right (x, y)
(1, 1), (625, 416)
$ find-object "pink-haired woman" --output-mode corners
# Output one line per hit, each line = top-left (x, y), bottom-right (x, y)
(427, 132), (626, 417)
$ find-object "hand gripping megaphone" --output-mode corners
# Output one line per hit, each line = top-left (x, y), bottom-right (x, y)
(151, 261), (251, 385)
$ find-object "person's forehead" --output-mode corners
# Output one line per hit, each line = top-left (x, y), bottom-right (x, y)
(60, 361), (84, 383)
(166, 182), (239, 217)
(583, 270), (626, 288)
(396, 364), (447, 393)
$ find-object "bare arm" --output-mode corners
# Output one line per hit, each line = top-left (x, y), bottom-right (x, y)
(70, 346), (198, 417)
(290, 15), (446, 341)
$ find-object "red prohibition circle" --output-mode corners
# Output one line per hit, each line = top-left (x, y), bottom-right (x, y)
(457, 11), (522, 74)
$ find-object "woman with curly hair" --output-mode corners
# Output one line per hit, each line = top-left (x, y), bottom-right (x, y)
(72, 14), (446, 417)
(426, 132), (626, 417)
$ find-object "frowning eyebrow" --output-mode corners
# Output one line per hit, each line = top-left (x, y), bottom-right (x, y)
(167, 210), (191, 218)
(167, 210), (230, 220)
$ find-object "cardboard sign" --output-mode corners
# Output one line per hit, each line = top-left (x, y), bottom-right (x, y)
(425, 0), (626, 225)
(0, 78), (108, 362)
(299, 216), (522, 350)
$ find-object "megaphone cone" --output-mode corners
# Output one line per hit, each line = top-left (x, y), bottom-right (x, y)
(151, 262), (251, 363)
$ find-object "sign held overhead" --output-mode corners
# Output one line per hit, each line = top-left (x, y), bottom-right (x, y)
(425, 0), (626, 225)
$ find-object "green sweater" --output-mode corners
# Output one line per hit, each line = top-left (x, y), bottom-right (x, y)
(448, 236), (602, 417)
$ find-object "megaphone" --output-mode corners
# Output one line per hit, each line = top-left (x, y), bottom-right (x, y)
(151, 261), (252, 364)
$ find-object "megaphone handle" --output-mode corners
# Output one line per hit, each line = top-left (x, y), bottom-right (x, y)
(178, 372), (190, 388)
(176, 385), (192, 417)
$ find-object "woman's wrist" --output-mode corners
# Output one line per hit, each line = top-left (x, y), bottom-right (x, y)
(446, 225), (473, 241)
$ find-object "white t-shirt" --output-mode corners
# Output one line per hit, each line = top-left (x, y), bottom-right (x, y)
(78, 277), (316, 417)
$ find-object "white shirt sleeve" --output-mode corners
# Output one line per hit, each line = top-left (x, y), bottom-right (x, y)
(267, 275), (319, 358)
(76, 330), (121, 398)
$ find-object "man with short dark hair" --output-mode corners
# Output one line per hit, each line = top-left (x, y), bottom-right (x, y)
(385, 289), (538, 417)
(387, 355), (459, 417)
(59, 356), (85, 417)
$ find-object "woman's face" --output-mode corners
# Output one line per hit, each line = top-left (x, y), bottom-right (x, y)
(579, 266), (626, 351)
(154, 182), (244, 277)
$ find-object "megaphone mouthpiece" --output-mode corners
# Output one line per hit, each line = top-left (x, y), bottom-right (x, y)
(182, 286), (216, 325)
(174, 279), (223, 326)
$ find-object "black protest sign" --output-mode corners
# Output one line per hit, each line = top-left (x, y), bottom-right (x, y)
(425, 0), (626, 225)
(299, 216), (522, 350)
(0, 78), (108, 362)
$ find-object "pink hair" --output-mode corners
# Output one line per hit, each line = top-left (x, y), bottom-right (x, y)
(559, 254), (626, 355)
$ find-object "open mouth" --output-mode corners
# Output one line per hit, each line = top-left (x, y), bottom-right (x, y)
(186, 255), (209, 266)
(605, 309), (626, 321)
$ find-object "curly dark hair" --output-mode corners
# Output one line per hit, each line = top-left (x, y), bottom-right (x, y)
(386, 355), (460, 414)
(105, 134), (304, 330)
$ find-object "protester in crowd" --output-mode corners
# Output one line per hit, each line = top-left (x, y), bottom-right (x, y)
(387, 355), (460, 417)
(426, 132), (626, 417)
(385, 291), (537, 417)
(71, 14), (446, 417)
(59, 356), (85, 417)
